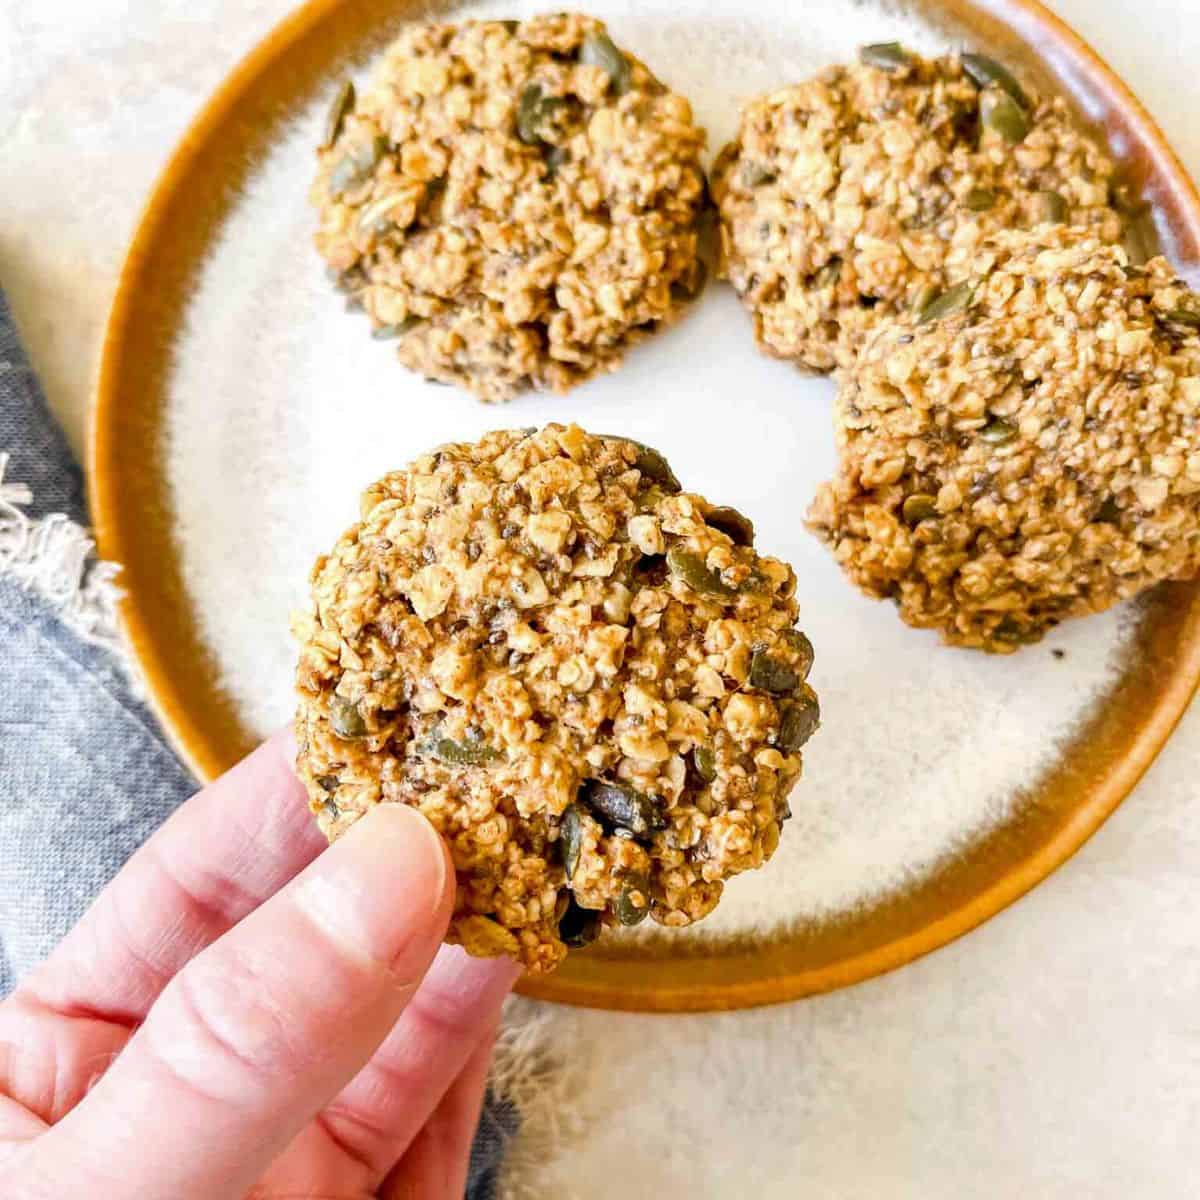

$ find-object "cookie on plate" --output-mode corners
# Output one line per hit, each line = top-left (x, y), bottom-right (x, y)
(712, 45), (1122, 373)
(312, 14), (708, 402)
(807, 225), (1200, 652)
(294, 425), (819, 972)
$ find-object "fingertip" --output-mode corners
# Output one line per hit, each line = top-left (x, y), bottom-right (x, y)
(267, 723), (301, 772)
(293, 803), (453, 978)
(363, 802), (455, 909)
(429, 943), (523, 997)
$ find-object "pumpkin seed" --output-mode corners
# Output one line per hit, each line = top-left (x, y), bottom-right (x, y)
(667, 545), (736, 599)
(964, 187), (996, 211)
(324, 79), (356, 148)
(635, 486), (668, 516)
(693, 746), (717, 783)
(560, 804), (583, 879)
(780, 628), (815, 681)
(902, 493), (938, 524)
(516, 83), (563, 145)
(357, 191), (413, 235)
(1036, 190), (1068, 225)
(917, 281), (974, 324)
(778, 687), (820, 753)
(748, 649), (801, 695)
(636, 445), (680, 491)
(705, 505), (755, 547)
(421, 733), (503, 766)
(740, 161), (777, 188)
(579, 31), (631, 94)
(371, 316), (422, 340)
(980, 418), (1017, 444)
(980, 87), (1029, 143)
(329, 695), (367, 739)
(579, 779), (662, 837)
(961, 52), (1029, 109)
(350, 134), (387, 172)
(911, 284), (939, 317)
(328, 158), (362, 195)
(517, 84), (545, 144)
(1161, 307), (1200, 329)
(612, 874), (651, 926)
(992, 616), (1032, 644)
(859, 42), (910, 72)
(328, 134), (387, 195)
(599, 435), (680, 492)
(559, 899), (602, 948)
(628, 440), (680, 491)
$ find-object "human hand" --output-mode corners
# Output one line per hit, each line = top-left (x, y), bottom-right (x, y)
(0, 733), (519, 1199)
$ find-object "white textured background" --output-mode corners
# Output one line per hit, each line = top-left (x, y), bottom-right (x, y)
(2, 1), (1199, 1195)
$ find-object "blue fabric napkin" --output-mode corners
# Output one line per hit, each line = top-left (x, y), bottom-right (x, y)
(0, 285), (514, 1194)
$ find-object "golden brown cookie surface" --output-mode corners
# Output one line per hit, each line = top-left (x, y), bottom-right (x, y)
(713, 47), (1122, 372)
(808, 227), (1200, 652)
(295, 425), (818, 971)
(313, 15), (708, 402)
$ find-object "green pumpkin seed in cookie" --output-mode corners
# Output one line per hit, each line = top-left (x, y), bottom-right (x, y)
(667, 545), (736, 599)
(579, 31), (631, 94)
(579, 780), (662, 837)
(859, 42), (910, 72)
(980, 87), (1030, 144)
(329, 695), (367, 739)
(961, 52), (1029, 109)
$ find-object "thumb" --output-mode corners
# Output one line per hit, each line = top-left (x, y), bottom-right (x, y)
(20, 803), (453, 1200)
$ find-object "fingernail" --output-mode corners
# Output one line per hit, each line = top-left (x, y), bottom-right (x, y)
(293, 804), (451, 975)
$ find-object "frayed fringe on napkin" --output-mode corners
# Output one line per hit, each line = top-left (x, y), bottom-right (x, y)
(0, 451), (132, 672)
(492, 1002), (588, 1200)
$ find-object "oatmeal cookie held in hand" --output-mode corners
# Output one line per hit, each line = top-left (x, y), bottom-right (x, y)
(312, 14), (708, 402)
(808, 226), (1200, 652)
(712, 44), (1122, 373)
(294, 426), (818, 972)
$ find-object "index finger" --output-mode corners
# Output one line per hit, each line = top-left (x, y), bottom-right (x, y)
(20, 729), (324, 1026)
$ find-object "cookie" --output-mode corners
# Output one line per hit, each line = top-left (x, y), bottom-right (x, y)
(294, 425), (819, 972)
(712, 45), (1122, 372)
(807, 226), (1200, 652)
(312, 14), (708, 402)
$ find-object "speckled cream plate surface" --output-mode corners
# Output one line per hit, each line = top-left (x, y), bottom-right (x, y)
(93, 0), (1200, 1011)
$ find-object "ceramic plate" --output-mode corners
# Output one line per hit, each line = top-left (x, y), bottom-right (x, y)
(93, 0), (1200, 1011)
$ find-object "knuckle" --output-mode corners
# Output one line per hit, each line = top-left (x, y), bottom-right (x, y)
(148, 949), (303, 1107)
(405, 985), (483, 1045)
